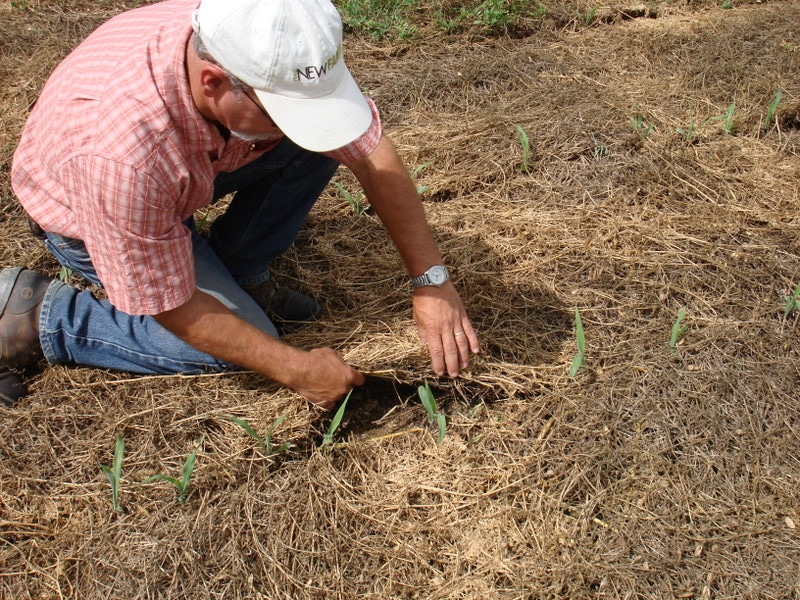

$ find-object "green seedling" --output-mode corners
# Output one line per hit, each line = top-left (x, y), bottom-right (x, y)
(670, 307), (689, 348)
(679, 103), (737, 140)
(322, 390), (353, 448)
(227, 414), (291, 458)
(569, 308), (586, 378)
(720, 102), (736, 135)
(763, 89), (783, 132)
(411, 161), (433, 194)
(100, 434), (125, 513)
(592, 135), (610, 159)
(515, 124), (531, 172)
(418, 380), (446, 445)
(783, 283), (800, 317)
(58, 266), (73, 282)
(144, 438), (203, 503)
(333, 181), (368, 216)
(629, 109), (654, 138)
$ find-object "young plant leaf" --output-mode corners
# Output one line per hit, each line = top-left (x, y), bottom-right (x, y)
(670, 307), (689, 348)
(322, 390), (353, 447)
(569, 308), (587, 378)
(435, 412), (447, 446)
(515, 124), (531, 172)
(783, 282), (800, 317)
(100, 434), (125, 513)
(417, 381), (437, 421)
(144, 437), (203, 503)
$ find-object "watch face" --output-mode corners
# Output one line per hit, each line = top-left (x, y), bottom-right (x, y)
(428, 266), (448, 285)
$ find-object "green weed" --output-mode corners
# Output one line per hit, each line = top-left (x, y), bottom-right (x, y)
(99, 434), (125, 513)
(226, 414), (292, 459)
(569, 308), (586, 378)
(337, 0), (417, 40)
(783, 283), (800, 317)
(322, 390), (353, 448)
(144, 438), (203, 503)
(418, 380), (446, 445)
(515, 125), (531, 172)
(670, 307), (689, 348)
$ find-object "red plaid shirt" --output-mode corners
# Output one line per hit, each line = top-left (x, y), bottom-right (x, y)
(11, 0), (381, 315)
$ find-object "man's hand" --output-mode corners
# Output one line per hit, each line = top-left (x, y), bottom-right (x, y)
(289, 348), (365, 410)
(413, 283), (480, 377)
(155, 290), (363, 409)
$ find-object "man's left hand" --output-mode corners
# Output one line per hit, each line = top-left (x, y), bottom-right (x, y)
(413, 283), (480, 378)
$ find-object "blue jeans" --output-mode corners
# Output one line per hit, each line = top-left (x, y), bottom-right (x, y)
(38, 138), (339, 374)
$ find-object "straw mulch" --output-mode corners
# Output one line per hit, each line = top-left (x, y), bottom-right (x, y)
(1, 1), (798, 598)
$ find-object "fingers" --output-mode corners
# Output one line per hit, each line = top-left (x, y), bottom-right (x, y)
(427, 318), (480, 378)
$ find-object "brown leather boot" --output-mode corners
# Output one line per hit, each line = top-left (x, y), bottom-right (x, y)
(0, 367), (27, 406)
(0, 267), (53, 368)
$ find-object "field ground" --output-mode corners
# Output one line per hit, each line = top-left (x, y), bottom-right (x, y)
(1, 0), (799, 598)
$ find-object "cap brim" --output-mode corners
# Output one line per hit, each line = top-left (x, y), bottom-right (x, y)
(254, 68), (372, 153)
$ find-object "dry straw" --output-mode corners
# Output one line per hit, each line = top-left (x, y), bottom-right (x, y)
(1, 1), (799, 598)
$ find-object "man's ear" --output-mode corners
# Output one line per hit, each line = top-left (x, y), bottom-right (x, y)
(197, 62), (228, 99)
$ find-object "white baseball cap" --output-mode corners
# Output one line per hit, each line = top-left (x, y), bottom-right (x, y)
(191, 0), (373, 152)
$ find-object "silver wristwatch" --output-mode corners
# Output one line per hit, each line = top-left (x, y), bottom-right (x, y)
(411, 265), (450, 288)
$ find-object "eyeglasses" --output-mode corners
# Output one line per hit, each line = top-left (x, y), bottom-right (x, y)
(242, 88), (278, 129)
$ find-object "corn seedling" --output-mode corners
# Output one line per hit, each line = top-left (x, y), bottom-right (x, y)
(322, 390), (353, 448)
(144, 438), (203, 503)
(592, 135), (610, 159)
(670, 307), (689, 348)
(629, 108), (654, 138)
(418, 380), (447, 445)
(569, 308), (586, 378)
(763, 90), (783, 132)
(515, 125), (531, 172)
(333, 181), (368, 216)
(58, 266), (73, 282)
(783, 283), (800, 317)
(411, 161), (432, 194)
(100, 434), (125, 513)
(226, 414), (291, 459)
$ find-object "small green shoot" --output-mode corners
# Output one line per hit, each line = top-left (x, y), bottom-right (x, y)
(670, 307), (689, 348)
(763, 89), (783, 132)
(783, 283), (800, 317)
(322, 390), (353, 448)
(412, 161), (433, 194)
(629, 108), (654, 138)
(515, 125), (531, 172)
(721, 0), (732, 8)
(58, 266), (74, 282)
(418, 381), (447, 445)
(226, 414), (291, 458)
(100, 434), (125, 513)
(721, 102), (736, 135)
(569, 308), (586, 378)
(144, 438), (203, 503)
(333, 181), (368, 216)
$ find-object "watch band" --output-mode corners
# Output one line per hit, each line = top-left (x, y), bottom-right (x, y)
(411, 265), (449, 288)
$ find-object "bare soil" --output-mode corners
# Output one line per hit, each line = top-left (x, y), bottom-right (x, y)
(1, 1), (799, 598)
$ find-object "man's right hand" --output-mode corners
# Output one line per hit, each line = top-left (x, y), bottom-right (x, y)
(155, 290), (364, 410)
(291, 347), (365, 410)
